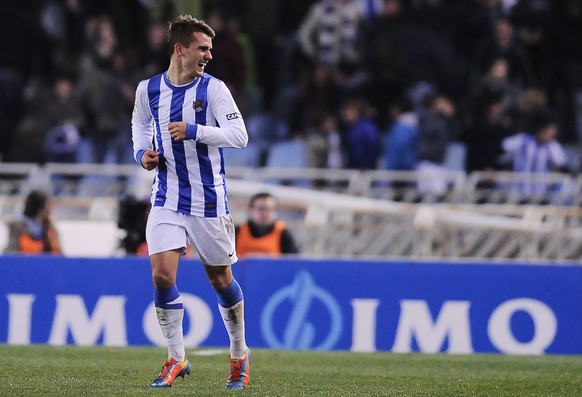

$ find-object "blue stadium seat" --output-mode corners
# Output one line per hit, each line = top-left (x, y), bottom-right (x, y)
(264, 139), (310, 187)
(265, 139), (307, 168)
(222, 143), (261, 168)
(246, 112), (289, 148)
(76, 175), (121, 197)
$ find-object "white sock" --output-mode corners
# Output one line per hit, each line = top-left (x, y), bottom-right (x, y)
(218, 300), (247, 359)
(156, 307), (186, 361)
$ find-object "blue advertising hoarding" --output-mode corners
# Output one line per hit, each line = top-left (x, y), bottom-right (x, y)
(1, 255), (581, 354)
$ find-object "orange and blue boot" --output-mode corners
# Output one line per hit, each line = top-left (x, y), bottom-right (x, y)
(225, 349), (251, 390)
(150, 358), (191, 387)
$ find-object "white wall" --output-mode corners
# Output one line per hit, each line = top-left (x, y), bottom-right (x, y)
(55, 220), (124, 257)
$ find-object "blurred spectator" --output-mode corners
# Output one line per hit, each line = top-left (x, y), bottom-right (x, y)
(508, 0), (548, 80)
(76, 15), (121, 163)
(469, 16), (536, 91)
(384, 95), (419, 171)
(340, 99), (382, 170)
(536, 0), (582, 144)
(513, 88), (547, 133)
(109, 49), (142, 164)
(45, 124), (81, 164)
(0, 1), (53, 162)
(44, 76), (85, 162)
(10, 78), (54, 164)
(140, 21), (170, 78)
(501, 108), (568, 173)
(6, 190), (61, 254)
(1, 0), (580, 172)
(38, 0), (87, 78)
(271, 0), (319, 127)
(76, 15), (140, 164)
(297, 0), (367, 114)
(412, 0), (493, 70)
(204, 8), (248, 99)
(226, 10), (261, 117)
(417, 92), (458, 165)
(356, 0), (385, 21)
(416, 92), (458, 196)
(501, 108), (568, 198)
(306, 112), (344, 169)
(274, 0), (318, 85)
(12, 74), (86, 164)
(236, 192), (299, 257)
(362, 0), (463, 126)
(463, 57), (521, 142)
(284, 54), (340, 132)
(464, 91), (512, 173)
(477, 57), (521, 105)
(298, 0), (363, 69)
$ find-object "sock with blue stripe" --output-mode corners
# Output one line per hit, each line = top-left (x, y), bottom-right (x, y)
(155, 285), (185, 361)
(216, 278), (247, 359)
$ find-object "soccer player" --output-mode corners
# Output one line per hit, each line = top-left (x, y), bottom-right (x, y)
(131, 15), (250, 390)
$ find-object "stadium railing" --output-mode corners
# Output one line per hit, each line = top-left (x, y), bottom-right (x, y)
(1, 163), (581, 261)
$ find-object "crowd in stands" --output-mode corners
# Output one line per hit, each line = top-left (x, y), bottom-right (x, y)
(1, 0), (581, 180)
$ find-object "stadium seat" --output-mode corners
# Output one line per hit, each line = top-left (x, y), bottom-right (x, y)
(246, 112), (289, 148)
(264, 139), (310, 187)
(443, 141), (467, 172)
(265, 139), (307, 168)
(223, 143), (261, 168)
(76, 175), (123, 197)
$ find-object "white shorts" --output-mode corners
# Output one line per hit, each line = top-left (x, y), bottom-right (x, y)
(145, 206), (238, 266)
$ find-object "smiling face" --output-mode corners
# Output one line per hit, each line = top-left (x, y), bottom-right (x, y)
(177, 31), (213, 79)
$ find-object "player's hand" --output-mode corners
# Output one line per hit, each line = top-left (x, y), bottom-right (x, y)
(168, 121), (187, 141)
(141, 150), (159, 170)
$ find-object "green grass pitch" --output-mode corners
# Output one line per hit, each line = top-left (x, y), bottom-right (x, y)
(1, 345), (581, 396)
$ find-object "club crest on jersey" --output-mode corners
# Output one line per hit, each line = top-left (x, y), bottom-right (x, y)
(193, 100), (204, 112)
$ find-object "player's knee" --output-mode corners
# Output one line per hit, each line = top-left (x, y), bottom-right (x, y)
(207, 277), (225, 291)
(152, 271), (175, 289)
(205, 265), (231, 291)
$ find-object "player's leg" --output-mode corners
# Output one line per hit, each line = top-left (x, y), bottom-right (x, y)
(186, 214), (250, 389)
(205, 265), (248, 358)
(205, 264), (250, 390)
(151, 249), (186, 363)
(146, 208), (191, 387)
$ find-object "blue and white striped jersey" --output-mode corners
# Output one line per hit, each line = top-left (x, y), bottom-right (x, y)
(502, 132), (568, 196)
(132, 72), (248, 217)
(502, 133), (567, 173)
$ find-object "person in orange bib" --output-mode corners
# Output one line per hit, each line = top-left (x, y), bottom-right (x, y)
(235, 192), (298, 257)
(7, 190), (61, 254)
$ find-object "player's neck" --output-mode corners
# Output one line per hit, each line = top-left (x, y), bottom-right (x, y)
(167, 64), (196, 86)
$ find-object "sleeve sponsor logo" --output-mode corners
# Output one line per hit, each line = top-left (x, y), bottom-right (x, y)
(226, 112), (241, 120)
